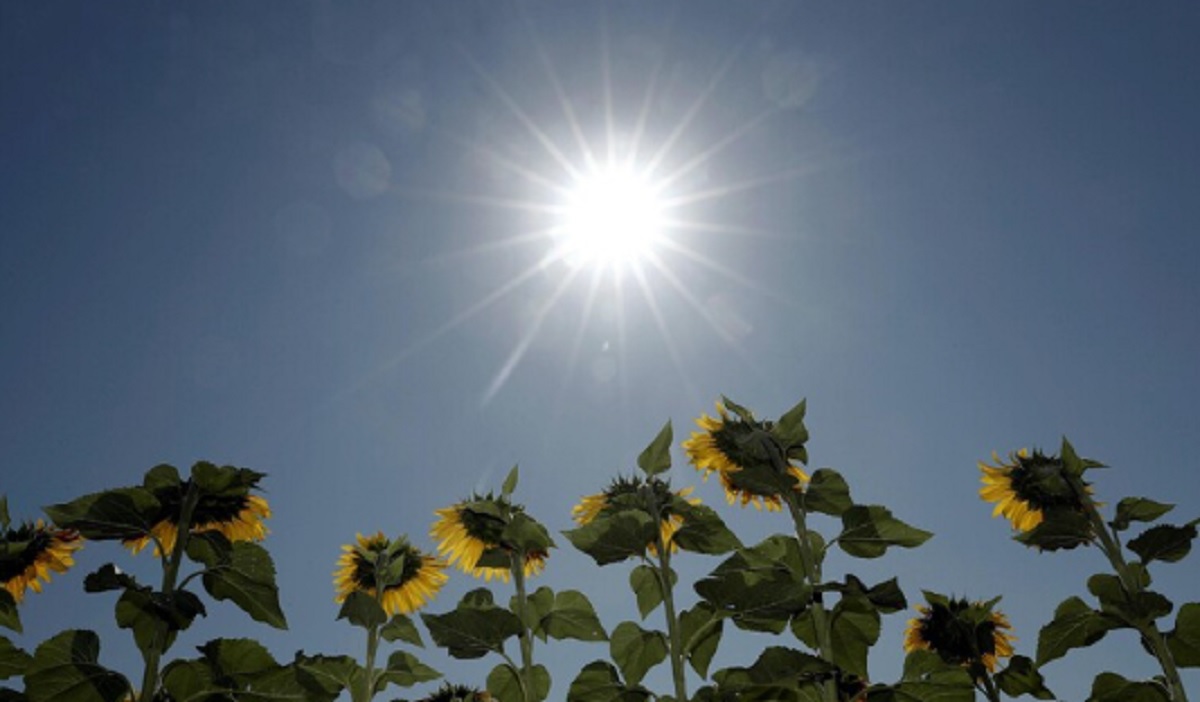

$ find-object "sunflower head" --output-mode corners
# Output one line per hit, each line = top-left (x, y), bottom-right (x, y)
(124, 466), (272, 557)
(683, 401), (809, 511)
(334, 532), (447, 616)
(904, 593), (1015, 677)
(417, 684), (492, 702)
(572, 475), (700, 555)
(980, 449), (1093, 535)
(431, 494), (550, 582)
(1, 520), (83, 604)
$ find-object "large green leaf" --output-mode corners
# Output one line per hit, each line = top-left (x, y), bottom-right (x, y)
(1087, 573), (1172, 625)
(609, 622), (667, 686)
(421, 604), (522, 659)
(1086, 672), (1170, 702)
(695, 535), (811, 633)
(994, 655), (1055, 700)
(541, 590), (607, 642)
(679, 602), (723, 678)
(829, 596), (880, 679)
(1036, 596), (1120, 665)
(516, 585), (556, 640)
(0, 638), (29, 681)
(563, 511), (658, 565)
(502, 513), (555, 554)
(711, 646), (833, 694)
(865, 651), (974, 702)
(0, 593), (19, 634)
(567, 661), (652, 702)
(487, 662), (550, 702)
(629, 565), (674, 619)
(1112, 498), (1174, 531)
(337, 590), (388, 630)
(671, 503), (741, 555)
(1166, 602), (1200, 667)
(837, 505), (931, 558)
(380, 613), (424, 647)
(189, 535), (287, 629)
(377, 650), (441, 691)
(837, 575), (907, 614)
(162, 638), (321, 702)
(24, 630), (130, 702)
(43, 488), (160, 541)
(637, 421), (673, 477)
(771, 398), (809, 451)
(292, 653), (359, 700)
(1127, 523), (1197, 564)
(803, 469), (852, 517)
(115, 588), (206, 656)
(81, 564), (140, 594)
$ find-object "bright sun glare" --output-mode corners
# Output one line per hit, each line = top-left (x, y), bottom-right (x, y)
(555, 165), (665, 270)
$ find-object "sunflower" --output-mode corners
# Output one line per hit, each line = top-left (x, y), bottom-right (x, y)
(417, 684), (492, 702)
(1, 520), (83, 603)
(979, 449), (1092, 533)
(572, 476), (700, 555)
(683, 402), (808, 511)
(431, 496), (547, 582)
(904, 595), (1015, 675)
(124, 492), (271, 556)
(333, 532), (447, 616)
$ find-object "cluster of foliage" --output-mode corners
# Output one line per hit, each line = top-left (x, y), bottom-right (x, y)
(0, 395), (1196, 702)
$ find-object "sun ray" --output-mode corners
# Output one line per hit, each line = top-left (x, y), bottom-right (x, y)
(390, 184), (561, 216)
(421, 227), (556, 267)
(521, 9), (598, 172)
(624, 5), (679, 169)
(653, 236), (775, 299)
(552, 266), (606, 413)
(660, 164), (827, 210)
(599, 5), (617, 166)
(629, 263), (701, 408)
(433, 127), (572, 197)
(656, 106), (778, 192)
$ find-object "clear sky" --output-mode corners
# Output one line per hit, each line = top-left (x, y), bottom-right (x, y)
(3, 2), (1199, 700)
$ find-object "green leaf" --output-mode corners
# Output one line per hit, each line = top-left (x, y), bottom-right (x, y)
(115, 588), (206, 656)
(994, 655), (1055, 700)
(197, 637), (278, 678)
(695, 535), (811, 633)
(609, 622), (668, 686)
(711, 646), (834, 691)
(502, 465), (520, 497)
(870, 650), (975, 702)
(1086, 672), (1171, 702)
(1087, 573), (1172, 625)
(837, 505), (932, 558)
(0, 637), (30, 681)
(142, 464), (182, 492)
(189, 462), (264, 498)
(487, 662), (550, 702)
(1128, 523), (1197, 564)
(771, 398), (809, 451)
(377, 650), (441, 691)
(516, 585), (556, 639)
(81, 564), (139, 593)
(629, 565), (674, 619)
(380, 613), (424, 647)
(671, 502), (742, 555)
(1036, 596), (1120, 665)
(568, 661), (652, 702)
(1014, 509), (1095, 551)
(196, 539), (287, 628)
(679, 602), (723, 678)
(720, 396), (756, 423)
(804, 469), (852, 517)
(1166, 602), (1200, 667)
(637, 421), (673, 477)
(293, 653), (360, 700)
(0, 593), (20, 634)
(1113, 498), (1175, 531)
(563, 511), (659, 565)
(541, 590), (607, 642)
(337, 590), (387, 630)
(840, 575), (907, 614)
(829, 596), (880, 679)
(43, 488), (160, 541)
(24, 630), (131, 702)
(421, 604), (523, 659)
(503, 512), (555, 554)
(163, 637), (321, 702)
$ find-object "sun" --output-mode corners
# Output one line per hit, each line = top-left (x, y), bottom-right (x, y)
(554, 163), (665, 270)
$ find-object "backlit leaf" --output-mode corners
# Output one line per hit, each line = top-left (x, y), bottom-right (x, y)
(637, 421), (673, 477)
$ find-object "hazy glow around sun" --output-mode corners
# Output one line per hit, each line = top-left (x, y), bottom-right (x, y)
(554, 164), (665, 269)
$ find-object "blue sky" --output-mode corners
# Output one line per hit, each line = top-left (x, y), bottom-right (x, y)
(2, 2), (1199, 700)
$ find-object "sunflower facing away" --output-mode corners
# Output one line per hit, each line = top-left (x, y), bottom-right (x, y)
(1, 520), (82, 603)
(979, 449), (1092, 532)
(417, 684), (492, 702)
(904, 595), (1015, 675)
(124, 490), (271, 557)
(333, 532), (447, 616)
(431, 496), (546, 582)
(572, 476), (700, 555)
(683, 402), (808, 511)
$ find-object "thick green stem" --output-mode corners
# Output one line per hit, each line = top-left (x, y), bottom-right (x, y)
(138, 484), (201, 702)
(978, 673), (1002, 702)
(784, 493), (837, 702)
(654, 535), (689, 702)
(1078, 490), (1189, 702)
(360, 621), (380, 702)
(512, 551), (535, 702)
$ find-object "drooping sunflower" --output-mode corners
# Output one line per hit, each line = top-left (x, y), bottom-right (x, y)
(431, 496), (547, 582)
(1, 520), (83, 603)
(904, 595), (1015, 675)
(683, 402), (808, 511)
(572, 476), (700, 555)
(124, 490), (271, 557)
(333, 532), (447, 616)
(979, 449), (1092, 533)
(417, 684), (492, 702)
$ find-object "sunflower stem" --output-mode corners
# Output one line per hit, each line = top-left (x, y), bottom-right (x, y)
(361, 619), (381, 702)
(653, 531), (689, 702)
(1077, 484), (1189, 702)
(978, 674), (1002, 702)
(784, 492), (837, 702)
(511, 550), (536, 702)
(139, 482), (201, 702)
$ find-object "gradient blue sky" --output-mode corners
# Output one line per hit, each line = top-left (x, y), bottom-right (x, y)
(3, 2), (1199, 700)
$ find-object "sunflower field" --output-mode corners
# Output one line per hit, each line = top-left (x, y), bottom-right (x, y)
(2, 395), (1197, 702)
